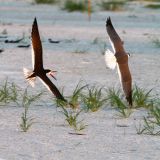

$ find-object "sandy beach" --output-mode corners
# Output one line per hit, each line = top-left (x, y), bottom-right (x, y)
(0, 0), (160, 159)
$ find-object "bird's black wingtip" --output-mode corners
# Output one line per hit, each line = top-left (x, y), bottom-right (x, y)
(126, 92), (132, 107)
(106, 17), (112, 27)
(33, 17), (37, 24)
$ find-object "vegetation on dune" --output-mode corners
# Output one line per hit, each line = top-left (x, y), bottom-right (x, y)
(145, 4), (160, 9)
(34, 0), (56, 4)
(61, 107), (87, 132)
(0, 78), (160, 135)
(132, 85), (154, 109)
(136, 106), (160, 135)
(142, 0), (160, 2)
(0, 79), (19, 105)
(20, 89), (43, 132)
(62, 0), (88, 12)
(107, 87), (132, 118)
(82, 85), (108, 112)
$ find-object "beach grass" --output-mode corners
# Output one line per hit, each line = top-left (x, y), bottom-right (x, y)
(145, 4), (160, 9)
(136, 106), (160, 135)
(20, 89), (43, 132)
(82, 85), (108, 112)
(0, 79), (19, 105)
(107, 87), (132, 118)
(55, 81), (87, 109)
(34, 0), (56, 4)
(68, 81), (88, 109)
(63, 0), (87, 12)
(132, 85), (154, 109)
(61, 107), (86, 132)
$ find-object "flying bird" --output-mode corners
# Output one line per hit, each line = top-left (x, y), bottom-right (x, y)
(105, 17), (132, 106)
(23, 18), (66, 102)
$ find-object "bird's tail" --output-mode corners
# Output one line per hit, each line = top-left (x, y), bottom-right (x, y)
(104, 49), (117, 70)
(23, 68), (36, 87)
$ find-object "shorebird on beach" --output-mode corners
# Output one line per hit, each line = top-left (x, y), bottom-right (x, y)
(105, 17), (132, 106)
(23, 18), (66, 102)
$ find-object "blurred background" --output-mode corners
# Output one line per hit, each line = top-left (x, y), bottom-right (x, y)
(0, 0), (159, 91)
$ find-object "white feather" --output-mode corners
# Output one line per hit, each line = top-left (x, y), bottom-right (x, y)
(23, 67), (36, 87)
(104, 49), (117, 70)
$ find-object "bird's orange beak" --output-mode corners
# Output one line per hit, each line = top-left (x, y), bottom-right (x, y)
(49, 71), (57, 80)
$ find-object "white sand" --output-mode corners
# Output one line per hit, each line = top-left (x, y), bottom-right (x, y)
(0, 0), (160, 160)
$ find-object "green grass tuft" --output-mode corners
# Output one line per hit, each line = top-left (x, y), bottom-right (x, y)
(63, 0), (87, 12)
(136, 106), (160, 136)
(0, 79), (19, 105)
(34, 0), (56, 4)
(145, 4), (160, 9)
(68, 82), (88, 109)
(132, 85), (154, 108)
(54, 81), (87, 109)
(107, 87), (132, 118)
(20, 89), (43, 132)
(61, 107), (86, 132)
(82, 85), (108, 112)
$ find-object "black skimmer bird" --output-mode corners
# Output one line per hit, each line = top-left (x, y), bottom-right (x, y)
(105, 17), (132, 106)
(23, 18), (66, 102)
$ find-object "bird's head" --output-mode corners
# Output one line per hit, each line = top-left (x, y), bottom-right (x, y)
(45, 69), (57, 80)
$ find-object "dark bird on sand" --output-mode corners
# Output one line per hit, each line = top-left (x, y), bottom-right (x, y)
(48, 38), (60, 44)
(105, 17), (132, 106)
(0, 49), (4, 53)
(5, 37), (23, 43)
(17, 44), (30, 48)
(23, 18), (66, 102)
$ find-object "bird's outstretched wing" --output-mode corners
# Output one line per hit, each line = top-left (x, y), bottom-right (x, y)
(39, 74), (66, 101)
(106, 17), (124, 54)
(31, 18), (43, 70)
(105, 17), (132, 106)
